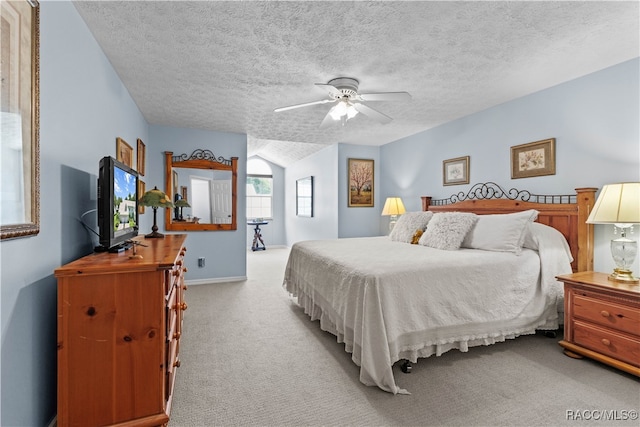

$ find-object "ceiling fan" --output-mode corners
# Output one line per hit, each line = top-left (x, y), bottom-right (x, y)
(274, 77), (411, 127)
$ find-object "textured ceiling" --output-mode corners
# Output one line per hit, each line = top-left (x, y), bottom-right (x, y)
(73, 1), (639, 167)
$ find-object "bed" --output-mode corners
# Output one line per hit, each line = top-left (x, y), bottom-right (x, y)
(283, 183), (597, 394)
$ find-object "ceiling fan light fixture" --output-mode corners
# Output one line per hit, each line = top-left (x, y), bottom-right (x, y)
(329, 100), (358, 121)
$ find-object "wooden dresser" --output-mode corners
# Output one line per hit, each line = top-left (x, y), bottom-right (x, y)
(557, 271), (640, 376)
(55, 234), (188, 426)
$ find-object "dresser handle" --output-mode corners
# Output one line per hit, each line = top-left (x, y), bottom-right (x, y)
(601, 338), (611, 346)
(180, 302), (188, 311)
(173, 269), (181, 277)
(600, 310), (610, 318)
(173, 331), (181, 339)
(173, 360), (181, 368)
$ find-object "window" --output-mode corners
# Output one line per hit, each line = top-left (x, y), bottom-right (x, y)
(246, 159), (273, 219)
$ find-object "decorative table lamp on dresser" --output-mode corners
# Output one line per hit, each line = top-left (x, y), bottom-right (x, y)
(557, 182), (640, 377)
(139, 186), (174, 238)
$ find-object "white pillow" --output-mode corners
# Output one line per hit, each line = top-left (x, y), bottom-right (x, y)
(523, 221), (573, 261)
(389, 211), (434, 243)
(461, 209), (538, 254)
(418, 212), (477, 250)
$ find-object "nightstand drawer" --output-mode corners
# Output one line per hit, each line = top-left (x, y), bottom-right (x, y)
(574, 320), (640, 368)
(573, 294), (640, 336)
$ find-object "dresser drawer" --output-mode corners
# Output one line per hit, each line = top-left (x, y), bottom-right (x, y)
(573, 294), (640, 336)
(574, 320), (640, 368)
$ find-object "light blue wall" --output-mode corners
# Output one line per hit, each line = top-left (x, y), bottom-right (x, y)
(285, 145), (340, 244)
(150, 125), (247, 281)
(0, 2), (149, 425)
(379, 58), (640, 274)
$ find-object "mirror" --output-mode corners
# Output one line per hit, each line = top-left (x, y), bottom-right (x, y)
(0, 1), (40, 240)
(164, 150), (238, 231)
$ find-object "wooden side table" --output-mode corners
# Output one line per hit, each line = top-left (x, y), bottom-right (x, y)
(557, 271), (640, 376)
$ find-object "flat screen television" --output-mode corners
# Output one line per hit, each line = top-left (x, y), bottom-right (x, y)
(97, 156), (139, 251)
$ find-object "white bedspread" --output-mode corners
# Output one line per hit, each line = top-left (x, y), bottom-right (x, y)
(283, 236), (572, 394)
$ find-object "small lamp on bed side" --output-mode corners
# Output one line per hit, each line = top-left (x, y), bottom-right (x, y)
(586, 182), (640, 283)
(381, 197), (406, 232)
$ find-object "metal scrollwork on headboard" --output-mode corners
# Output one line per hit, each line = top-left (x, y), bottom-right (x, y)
(172, 149), (232, 166)
(431, 182), (576, 206)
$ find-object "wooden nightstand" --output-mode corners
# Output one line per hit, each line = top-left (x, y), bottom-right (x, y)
(557, 272), (640, 376)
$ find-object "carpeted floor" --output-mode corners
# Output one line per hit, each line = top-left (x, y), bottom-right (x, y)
(169, 247), (639, 426)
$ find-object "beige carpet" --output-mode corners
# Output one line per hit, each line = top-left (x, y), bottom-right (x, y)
(169, 247), (639, 426)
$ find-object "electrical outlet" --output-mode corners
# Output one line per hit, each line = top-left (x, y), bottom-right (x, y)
(198, 257), (205, 267)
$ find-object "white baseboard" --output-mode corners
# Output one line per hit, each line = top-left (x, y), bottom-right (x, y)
(185, 276), (247, 286)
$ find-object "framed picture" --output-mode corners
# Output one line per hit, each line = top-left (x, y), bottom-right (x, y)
(511, 138), (556, 179)
(116, 137), (133, 168)
(348, 158), (374, 207)
(137, 138), (146, 176)
(180, 185), (188, 202)
(443, 156), (470, 186)
(172, 170), (179, 197)
(138, 180), (146, 214)
(296, 176), (313, 217)
(0, 1), (40, 240)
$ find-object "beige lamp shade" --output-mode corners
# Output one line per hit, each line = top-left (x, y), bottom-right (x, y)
(586, 183), (640, 224)
(381, 197), (406, 216)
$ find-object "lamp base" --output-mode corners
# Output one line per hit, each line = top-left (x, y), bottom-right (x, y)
(145, 230), (165, 238)
(608, 268), (639, 284)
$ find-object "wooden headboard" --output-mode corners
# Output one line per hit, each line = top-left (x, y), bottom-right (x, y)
(421, 183), (597, 273)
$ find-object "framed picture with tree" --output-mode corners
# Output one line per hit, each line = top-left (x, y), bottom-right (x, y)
(348, 158), (374, 207)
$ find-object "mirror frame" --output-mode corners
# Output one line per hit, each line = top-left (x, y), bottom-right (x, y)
(164, 150), (238, 231)
(0, 0), (40, 240)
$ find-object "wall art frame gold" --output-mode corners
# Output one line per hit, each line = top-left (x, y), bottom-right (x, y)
(348, 158), (374, 207)
(137, 138), (146, 176)
(0, 0), (40, 240)
(116, 137), (133, 168)
(138, 180), (146, 214)
(511, 138), (556, 179)
(442, 156), (470, 186)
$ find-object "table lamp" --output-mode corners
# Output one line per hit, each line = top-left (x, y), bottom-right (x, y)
(586, 182), (640, 283)
(381, 197), (406, 232)
(138, 186), (174, 238)
(174, 198), (191, 221)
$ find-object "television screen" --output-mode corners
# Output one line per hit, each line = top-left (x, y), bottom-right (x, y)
(97, 156), (139, 251)
(113, 164), (138, 236)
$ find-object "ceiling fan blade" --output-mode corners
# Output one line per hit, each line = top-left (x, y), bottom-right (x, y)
(358, 92), (411, 102)
(353, 103), (393, 124)
(315, 83), (342, 98)
(274, 98), (333, 113)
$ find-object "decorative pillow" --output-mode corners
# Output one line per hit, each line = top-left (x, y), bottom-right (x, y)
(389, 211), (434, 243)
(461, 209), (538, 254)
(411, 229), (424, 244)
(418, 212), (478, 250)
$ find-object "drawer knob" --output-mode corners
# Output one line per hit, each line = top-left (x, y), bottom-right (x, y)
(180, 302), (188, 311)
(173, 360), (181, 368)
(176, 260), (183, 266)
(182, 284), (188, 291)
(600, 310), (610, 318)
(601, 338), (611, 346)
(173, 331), (181, 339)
